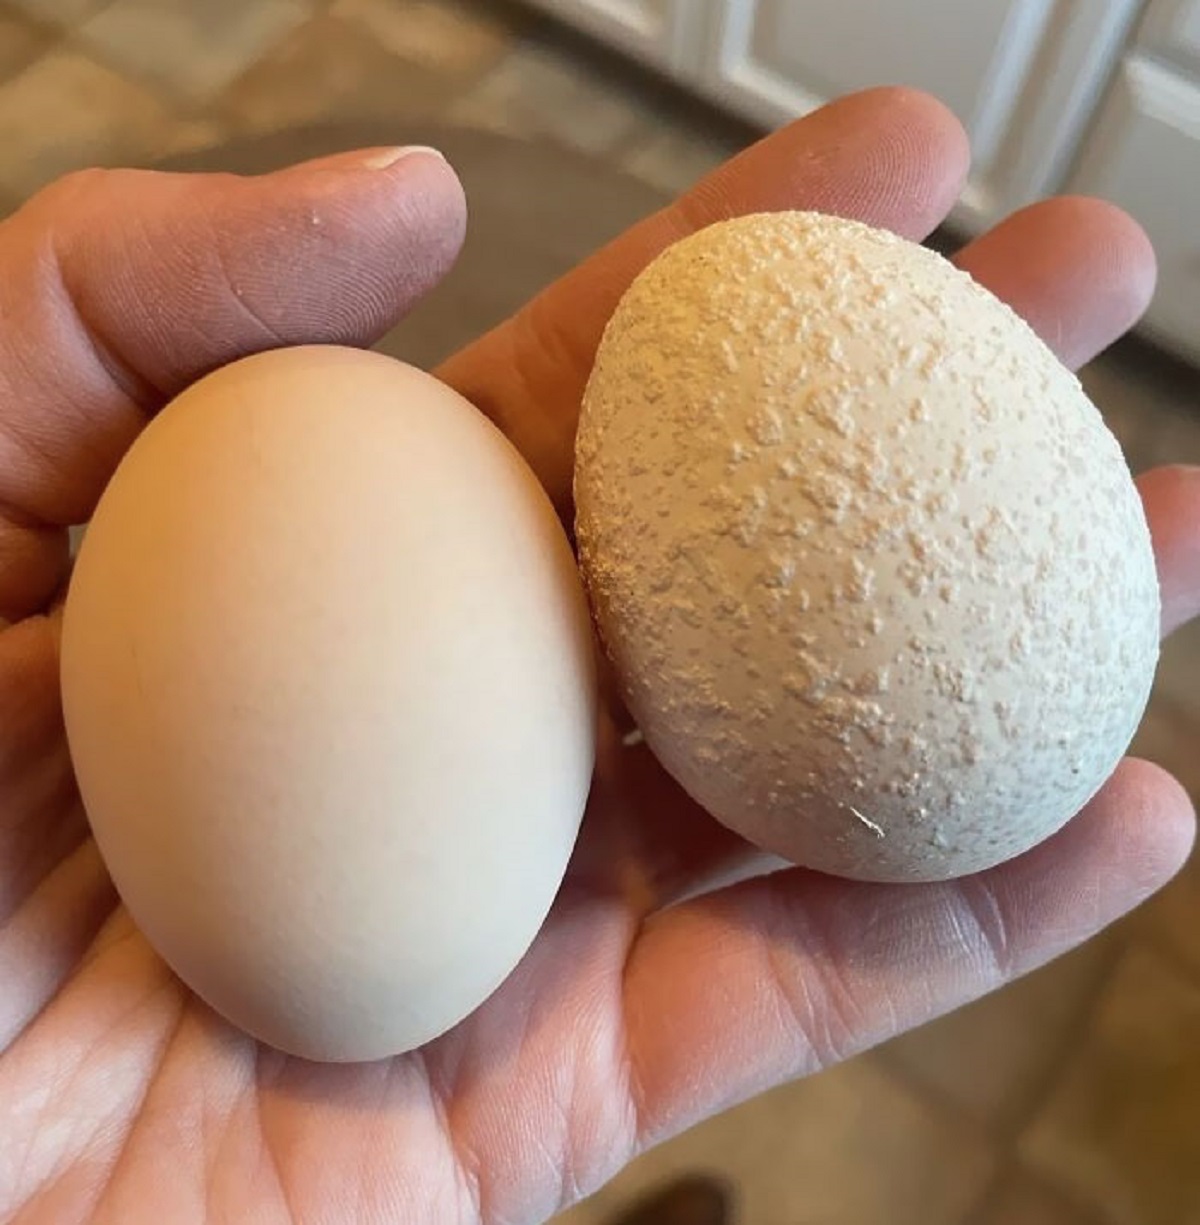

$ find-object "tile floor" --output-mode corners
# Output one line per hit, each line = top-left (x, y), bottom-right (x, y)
(1, 1), (1196, 1222)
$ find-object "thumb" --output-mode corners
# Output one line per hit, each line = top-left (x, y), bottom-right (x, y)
(0, 146), (465, 620)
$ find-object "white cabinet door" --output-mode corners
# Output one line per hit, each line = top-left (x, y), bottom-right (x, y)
(1138, 0), (1200, 74)
(520, 0), (699, 74)
(1068, 55), (1200, 363)
(698, 0), (1144, 231)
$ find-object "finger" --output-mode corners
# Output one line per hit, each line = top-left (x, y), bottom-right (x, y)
(0, 147), (465, 620)
(1140, 464), (1200, 637)
(0, 618), (90, 927)
(0, 840), (115, 1050)
(622, 758), (1194, 1146)
(953, 195), (1156, 370)
(438, 86), (971, 514)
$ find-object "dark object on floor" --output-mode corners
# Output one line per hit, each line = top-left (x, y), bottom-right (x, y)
(151, 122), (671, 369)
(601, 1174), (734, 1225)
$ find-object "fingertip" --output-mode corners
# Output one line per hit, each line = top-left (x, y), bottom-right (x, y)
(310, 144), (469, 283)
(157, 146), (468, 368)
(844, 84), (971, 160)
(231, 143), (468, 287)
(356, 145), (449, 171)
(1138, 464), (1200, 637)
(995, 756), (1196, 945)
(693, 85), (971, 244)
(366, 144), (467, 217)
(955, 195), (1157, 368)
(1098, 756), (1196, 886)
(388, 147), (469, 282)
(837, 86), (972, 238)
(842, 85), (973, 220)
(1059, 194), (1158, 330)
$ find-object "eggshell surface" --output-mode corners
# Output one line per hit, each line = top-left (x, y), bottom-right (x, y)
(574, 211), (1159, 883)
(60, 345), (597, 1061)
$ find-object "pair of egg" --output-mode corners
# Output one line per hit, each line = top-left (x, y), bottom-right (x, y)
(60, 213), (1159, 1062)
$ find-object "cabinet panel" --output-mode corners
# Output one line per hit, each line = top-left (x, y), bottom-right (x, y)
(1069, 55), (1200, 362)
(1138, 0), (1200, 75)
(519, 0), (693, 73)
(703, 0), (1056, 168)
(697, 0), (1144, 230)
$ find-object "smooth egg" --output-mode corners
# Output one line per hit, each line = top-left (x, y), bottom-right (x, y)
(61, 345), (597, 1061)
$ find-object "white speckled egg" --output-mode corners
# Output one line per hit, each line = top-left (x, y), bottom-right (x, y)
(61, 345), (597, 1061)
(574, 211), (1159, 883)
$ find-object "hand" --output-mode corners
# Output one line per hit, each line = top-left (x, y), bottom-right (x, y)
(1, 89), (1196, 1225)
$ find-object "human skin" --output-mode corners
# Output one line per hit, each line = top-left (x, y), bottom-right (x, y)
(0, 87), (1196, 1225)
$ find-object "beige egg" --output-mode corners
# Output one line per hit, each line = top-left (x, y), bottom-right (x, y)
(574, 211), (1159, 883)
(61, 345), (597, 1061)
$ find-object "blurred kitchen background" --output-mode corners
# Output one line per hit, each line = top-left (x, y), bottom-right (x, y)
(4, 0), (1197, 1222)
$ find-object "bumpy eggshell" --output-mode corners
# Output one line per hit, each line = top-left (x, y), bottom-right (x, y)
(61, 345), (597, 1061)
(574, 211), (1159, 883)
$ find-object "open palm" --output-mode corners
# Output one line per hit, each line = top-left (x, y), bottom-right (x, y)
(1, 90), (1197, 1225)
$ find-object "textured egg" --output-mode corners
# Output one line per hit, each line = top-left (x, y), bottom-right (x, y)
(574, 211), (1159, 883)
(61, 345), (597, 1061)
